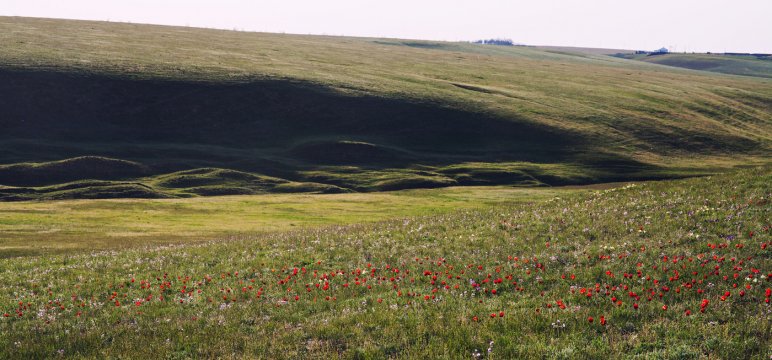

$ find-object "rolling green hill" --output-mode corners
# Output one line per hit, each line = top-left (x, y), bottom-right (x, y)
(0, 17), (770, 199)
(614, 52), (772, 79)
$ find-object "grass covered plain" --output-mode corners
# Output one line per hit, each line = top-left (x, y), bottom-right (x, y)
(0, 185), (584, 257)
(0, 168), (769, 358)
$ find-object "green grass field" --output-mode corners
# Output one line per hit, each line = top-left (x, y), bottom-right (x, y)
(0, 17), (770, 199)
(0, 168), (768, 358)
(0, 16), (771, 359)
(0, 185), (588, 258)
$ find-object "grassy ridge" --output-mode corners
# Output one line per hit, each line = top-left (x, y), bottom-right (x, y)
(0, 157), (727, 201)
(0, 168), (768, 358)
(0, 17), (770, 198)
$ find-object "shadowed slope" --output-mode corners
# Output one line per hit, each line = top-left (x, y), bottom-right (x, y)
(0, 69), (576, 163)
(0, 156), (148, 186)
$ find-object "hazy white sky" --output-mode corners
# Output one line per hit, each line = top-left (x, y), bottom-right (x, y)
(3, 0), (771, 53)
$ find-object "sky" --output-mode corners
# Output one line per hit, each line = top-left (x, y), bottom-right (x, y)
(2, 0), (771, 53)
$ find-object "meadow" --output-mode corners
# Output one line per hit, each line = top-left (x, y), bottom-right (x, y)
(0, 16), (770, 359)
(0, 168), (769, 358)
(0, 185), (583, 257)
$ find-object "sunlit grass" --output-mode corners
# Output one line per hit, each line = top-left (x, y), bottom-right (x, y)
(0, 185), (582, 257)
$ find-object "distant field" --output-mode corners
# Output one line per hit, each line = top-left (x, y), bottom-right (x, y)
(614, 52), (772, 79)
(0, 17), (770, 199)
(0, 185), (588, 257)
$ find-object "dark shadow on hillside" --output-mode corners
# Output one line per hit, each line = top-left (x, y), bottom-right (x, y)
(0, 69), (580, 169)
(0, 156), (149, 186)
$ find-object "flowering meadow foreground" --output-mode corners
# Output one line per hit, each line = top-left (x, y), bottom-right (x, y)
(0, 168), (769, 359)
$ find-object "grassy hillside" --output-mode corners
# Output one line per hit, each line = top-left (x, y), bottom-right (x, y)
(0, 17), (770, 198)
(614, 52), (772, 79)
(0, 168), (768, 358)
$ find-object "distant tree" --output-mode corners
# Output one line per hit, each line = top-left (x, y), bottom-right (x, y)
(473, 39), (515, 46)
